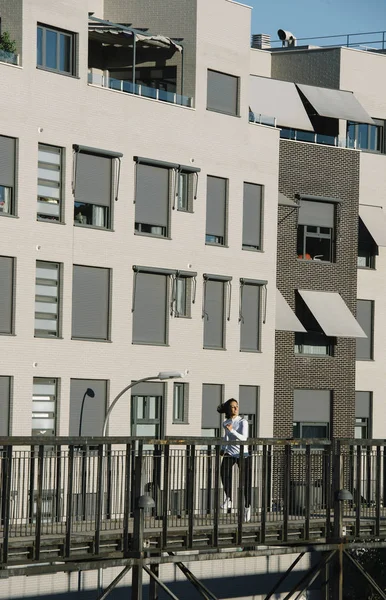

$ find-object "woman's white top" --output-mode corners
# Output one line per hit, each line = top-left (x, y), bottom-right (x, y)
(221, 416), (249, 457)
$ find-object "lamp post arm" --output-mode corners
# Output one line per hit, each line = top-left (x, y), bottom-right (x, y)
(102, 375), (159, 436)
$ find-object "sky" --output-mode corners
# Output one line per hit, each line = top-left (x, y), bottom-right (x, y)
(249, 0), (386, 47)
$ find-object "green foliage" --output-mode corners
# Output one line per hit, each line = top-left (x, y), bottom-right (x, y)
(0, 31), (17, 54)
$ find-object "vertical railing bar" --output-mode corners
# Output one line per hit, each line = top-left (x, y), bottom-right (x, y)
(123, 443), (132, 556)
(213, 445), (220, 548)
(237, 450), (244, 546)
(34, 444), (44, 560)
(187, 444), (195, 549)
(2, 444), (13, 565)
(28, 445), (35, 523)
(325, 444), (332, 537)
(376, 445), (381, 536)
(162, 445), (170, 549)
(106, 444), (112, 520)
(65, 445), (75, 558)
(94, 444), (104, 555)
(206, 445), (212, 516)
(355, 444), (362, 537)
(283, 444), (291, 542)
(305, 445), (311, 541)
(261, 444), (268, 543)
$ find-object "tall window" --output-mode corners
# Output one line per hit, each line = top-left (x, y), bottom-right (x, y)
(201, 383), (223, 437)
(293, 389), (331, 440)
(297, 199), (336, 262)
(203, 274), (232, 350)
(356, 299), (374, 360)
(242, 183), (263, 251)
(0, 135), (16, 216)
(0, 376), (11, 435)
(239, 279), (265, 352)
(0, 255), (14, 335)
(72, 265), (111, 341)
(135, 163), (170, 237)
(239, 385), (259, 437)
(132, 268), (169, 345)
(172, 274), (195, 318)
(37, 24), (75, 75)
(173, 382), (189, 423)
(355, 391), (371, 439)
(206, 175), (227, 246)
(131, 381), (165, 439)
(207, 70), (239, 116)
(295, 293), (334, 356)
(70, 379), (107, 436)
(35, 261), (61, 338)
(73, 146), (122, 230)
(37, 144), (62, 221)
(32, 378), (58, 436)
(357, 218), (377, 268)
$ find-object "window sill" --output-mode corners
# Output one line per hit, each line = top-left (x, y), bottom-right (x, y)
(0, 332), (15, 336)
(356, 357), (374, 362)
(242, 246), (263, 253)
(134, 231), (170, 240)
(203, 346), (227, 351)
(74, 223), (113, 232)
(36, 65), (79, 79)
(206, 107), (240, 118)
(173, 314), (192, 319)
(172, 421), (190, 425)
(297, 258), (334, 265)
(71, 337), (112, 343)
(34, 335), (63, 339)
(205, 242), (227, 248)
(294, 353), (334, 359)
(37, 218), (65, 225)
(132, 341), (169, 347)
(240, 348), (262, 353)
(0, 213), (18, 219)
(357, 265), (376, 271)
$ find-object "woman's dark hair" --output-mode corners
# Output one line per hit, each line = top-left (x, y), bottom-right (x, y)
(217, 398), (238, 419)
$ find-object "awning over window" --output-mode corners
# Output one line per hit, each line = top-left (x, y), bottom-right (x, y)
(278, 192), (298, 207)
(88, 26), (183, 52)
(276, 290), (306, 332)
(296, 84), (374, 125)
(298, 290), (367, 338)
(249, 76), (314, 131)
(359, 204), (386, 247)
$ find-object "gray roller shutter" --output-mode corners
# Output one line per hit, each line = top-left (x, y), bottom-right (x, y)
(206, 176), (227, 240)
(239, 385), (259, 415)
(0, 135), (15, 187)
(356, 299), (373, 360)
(72, 266), (110, 340)
(0, 376), (10, 435)
(298, 200), (334, 228)
(203, 280), (225, 349)
(70, 379), (107, 436)
(135, 164), (169, 228)
(75, 153), (112, 207)
(131, 381), (164, 397)
(207, 70), (238, 116)
(0, 256), (14, 334)
(293, 389), (331, 422)
(202, 384), (223, 428)
(132, 272), (168, 344)
(243, 183), (262, 249)
(240, 283), (260, 351)
(355, 391), (371, 418)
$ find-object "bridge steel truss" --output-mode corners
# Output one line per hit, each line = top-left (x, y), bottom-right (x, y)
(1, 436), (386, 599)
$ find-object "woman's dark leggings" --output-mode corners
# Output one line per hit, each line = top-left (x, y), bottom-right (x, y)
(220, 454), (252, 507)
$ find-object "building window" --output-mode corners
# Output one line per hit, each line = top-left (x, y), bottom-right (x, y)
(35, 261), (60, 338)
(347, 121), (384, 152)
(131, 381), (164, 439)
(297, 199), (335, 262)
(293, 389), (331, 441)
(355, 391), (371, 439)
(239, 279), (265, 352)
(70, 379), (107, 436)
(207, 69), (239, 116)
(32, 378), (58, 436)
(135, 162), (170, 238)
(177, 172), (190, 211)
(203, 274), (232, 350)
(356, 299), (374, 360)
(295, 294), (335, 356)
(201, 383), (223, 437)
(0, 255), (14, 334)
(239, 385), (259, 437)
(37, 144), (62, 222)
(132, 269), (169, 345)
(357, 219), (376, 268)
(0, 135), (16, 216)
(0, 376), (11, 435)
(73, 146), (122, 230)
(37, 24), (75, 76)
(72, 265), (111, 341)
(242, 182), (263, 251)
(173, 382), (188, 423)
(206, 175), (227, 246)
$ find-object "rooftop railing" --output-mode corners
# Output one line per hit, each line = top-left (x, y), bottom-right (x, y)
(88, 71), (193, 108)
(270, 30), (386, 51)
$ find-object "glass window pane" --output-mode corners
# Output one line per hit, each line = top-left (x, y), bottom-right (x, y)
(176, 278), (187, 316)
(37, 27), (43, 66)
(45, 29), (58, 69)
(0, 186), (12, 214)
(136, 396), (144, 420)
(59, 33), (71, 72)
(148, 396), (157, 419)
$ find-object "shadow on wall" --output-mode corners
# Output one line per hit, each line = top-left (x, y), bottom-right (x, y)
(8, 570), (322, 600)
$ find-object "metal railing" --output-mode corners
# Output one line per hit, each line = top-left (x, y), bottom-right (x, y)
(0, 49), (18, 66)
(88, 71), (193, 108)
(270, 30), (386, 50)
(0, 437), (385, 567)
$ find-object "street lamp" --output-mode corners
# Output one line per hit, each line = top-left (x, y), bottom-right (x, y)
(78, 388), (95, 436)
(102, 371), (185, 436)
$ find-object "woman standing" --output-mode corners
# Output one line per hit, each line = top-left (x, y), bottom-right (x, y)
(217, 398), (251, 522)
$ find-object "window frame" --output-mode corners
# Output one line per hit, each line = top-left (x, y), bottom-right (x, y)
(37, 144), (63, 223)
(205, 175), (228, 247)
(71, 265), (111, 342)
(206, 69), (239, 117)
(32, 377), (58, 436)
(0, 135), (16, 217)
(132, 269), (170, 346)
(347, 120), (384, 153)
(37, 24), (76, 76)
(0, 255), (15, 335)
(356, 299), (374, 361)
(242, 182), (263, 252)
(0, 376), (12, 435)
(294, 293), (335, 356)
(239, 279), (265, 353)
(203, 275), (232, 350)
(35, 260), (61, 338)
(173, 382), (189, 424)
(297, 198), (337, 263)
(357, 218), (377, 269)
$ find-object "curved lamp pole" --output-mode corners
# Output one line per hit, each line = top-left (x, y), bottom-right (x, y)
(102, 371), (185, 436)
(79, 388), (95, 436)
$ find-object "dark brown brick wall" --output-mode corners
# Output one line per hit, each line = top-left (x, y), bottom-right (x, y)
(275, 140), (360, 439)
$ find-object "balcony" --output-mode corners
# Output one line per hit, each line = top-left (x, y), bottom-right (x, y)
(0, 48), (18, 66)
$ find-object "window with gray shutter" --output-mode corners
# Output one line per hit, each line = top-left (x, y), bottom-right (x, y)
(201, 383), (223, 432)
(239, 385), (259, 436)
(242, 183), (263, 250)
(0, 135), (16, 216)
(240, 280), (264, 352)
(293, 389), (331, 440)
(203, 275), (232, 349)
(207, 70), (239, 116)
(135, 163), (170, 237)
(132, 271), (169, 345)
(37, 144), (62, 222)
(70, 379), (107, 436)
(0, 376), (11, 435)
(0, 256), (14, 334)
(355, 391), (371, 438)
(35, 261), (61, 338)
(72, 265), (110, 340)
(297, 198), (336, 261)
(356, 299), (374, 360)
(206, 176), (227, 246)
